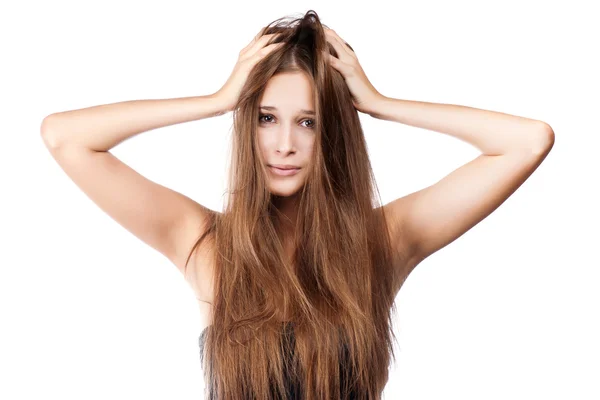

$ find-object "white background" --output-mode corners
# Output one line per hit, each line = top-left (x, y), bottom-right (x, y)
(2, 1), (597, 399)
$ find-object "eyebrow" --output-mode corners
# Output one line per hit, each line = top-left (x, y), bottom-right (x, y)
(259, 105), (315, 116)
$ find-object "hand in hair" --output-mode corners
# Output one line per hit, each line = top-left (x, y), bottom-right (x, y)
(214, 27), (284, 113)
(323, 27), (385, 116)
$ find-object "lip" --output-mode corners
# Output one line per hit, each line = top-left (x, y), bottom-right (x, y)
(269, 166), (301, 176)
(269, 164), (300, 170)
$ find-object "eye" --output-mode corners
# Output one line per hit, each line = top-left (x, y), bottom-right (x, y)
(302, 119), (315, 128)
(258, 114), (274, 124)
(258, 114), (315, 129)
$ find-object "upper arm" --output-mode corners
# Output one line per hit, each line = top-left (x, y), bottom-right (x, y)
(43, 141), (213, 282)
(384, 131), (554, 275)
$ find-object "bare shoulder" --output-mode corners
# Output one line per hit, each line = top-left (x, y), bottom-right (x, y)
(172, 208), (219, 305)
(378, 203), (424, 292)
(377, 202), (415, 258)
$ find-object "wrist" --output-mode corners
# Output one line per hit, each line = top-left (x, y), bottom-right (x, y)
(208, 91), (234, 115)
(365, 94), (390, 119)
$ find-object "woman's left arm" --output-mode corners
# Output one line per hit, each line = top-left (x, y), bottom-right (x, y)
(372, 96), (555, 272)
(366, 97), (554, 156)
(324, 27), (555, 277)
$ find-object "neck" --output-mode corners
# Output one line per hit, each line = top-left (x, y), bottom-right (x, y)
(273, 193), (299, 233)
(271, 195), (300, 264)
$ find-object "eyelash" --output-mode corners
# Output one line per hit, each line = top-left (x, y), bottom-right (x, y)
(258, 113), (315, 129)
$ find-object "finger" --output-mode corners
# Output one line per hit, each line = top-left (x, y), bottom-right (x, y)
(251, 27), (269, 44)
(324, 51), (351, 77)
(324, 37), (353, 65)
(241, 27), (269, 54)
(252, 42), (285, 61)
(324, 28), (347, 47)
(255, 26), (267, 40)
(245, 33), (282, 58)
(325, 29), (356, 61)
(334, 36), (356, 59)
(324, 38), (352, 68)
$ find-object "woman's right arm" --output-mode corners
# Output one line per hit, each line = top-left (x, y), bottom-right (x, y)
(40, 94), (228, 299)
(41, 94), (228, 151)
(39, 29), (283, 299)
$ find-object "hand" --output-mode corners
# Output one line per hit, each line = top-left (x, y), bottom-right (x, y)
(323, 28), (385, 116)
(214, 28), (284, 113)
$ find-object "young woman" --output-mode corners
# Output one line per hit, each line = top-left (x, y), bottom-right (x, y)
(40, 10), (554, 400)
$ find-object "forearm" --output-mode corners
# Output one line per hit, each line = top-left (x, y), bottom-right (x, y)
(370, 96), (553, 155)
(41, 93), (227, 152)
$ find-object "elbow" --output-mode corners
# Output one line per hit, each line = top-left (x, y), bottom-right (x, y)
(530, 122), (555, 157)
(539, 122), (555, 148)
(40, 114), (61, 149)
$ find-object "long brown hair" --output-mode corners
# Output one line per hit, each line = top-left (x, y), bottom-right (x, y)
(185, 10), (411, 399)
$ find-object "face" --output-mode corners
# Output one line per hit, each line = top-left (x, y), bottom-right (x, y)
(257, 71), (316, 198)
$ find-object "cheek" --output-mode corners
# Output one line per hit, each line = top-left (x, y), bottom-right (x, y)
(257, 135), (275, 154)
(256, 137), (268, 158)
(304, 139), (316, 158)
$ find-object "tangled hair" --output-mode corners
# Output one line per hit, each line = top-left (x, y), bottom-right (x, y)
(184, 9), (411, 400)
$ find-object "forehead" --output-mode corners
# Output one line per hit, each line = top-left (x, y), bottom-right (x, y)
(260, 72), (315, 112)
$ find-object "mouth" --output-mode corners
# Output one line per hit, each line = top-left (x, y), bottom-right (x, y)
(268, 164), (300, 170)
(268, 165), (301, 176)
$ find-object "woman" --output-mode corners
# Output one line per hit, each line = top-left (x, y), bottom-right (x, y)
(40, 10), (554, 400)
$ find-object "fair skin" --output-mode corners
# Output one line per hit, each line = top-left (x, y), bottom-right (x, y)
(257, 71), (316, 241)
(323, 26), (554, 287)
(41, 25), (553, 324)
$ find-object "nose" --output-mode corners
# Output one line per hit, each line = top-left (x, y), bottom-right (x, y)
(276, 123), (295, 154)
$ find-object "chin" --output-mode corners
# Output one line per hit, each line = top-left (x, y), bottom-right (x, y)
(269, 188), (301, 198)
(266, 173), (306, 197)
(268, 182), (304, 197)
